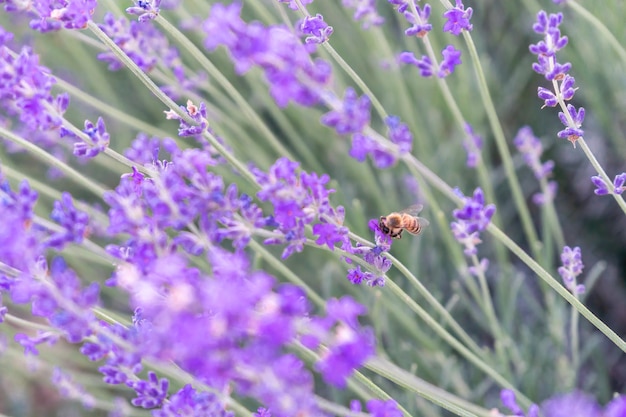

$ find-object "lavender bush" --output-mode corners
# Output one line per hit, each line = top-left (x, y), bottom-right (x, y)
(0, 0), (625, 416)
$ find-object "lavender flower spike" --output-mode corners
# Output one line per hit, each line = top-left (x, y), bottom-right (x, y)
(591, 173), (626, 196)
(558, 246), (585, 295)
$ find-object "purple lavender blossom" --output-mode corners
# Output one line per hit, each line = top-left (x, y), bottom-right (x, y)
(366, 399), (404, 417)
(0, 43), (68, 133)
(98, 13), (173, 72)
(398, 52), (433, 77)
(0, 0), (97, 32)
(532, 180), (558, 206)
(321, 87), (372, 135)
(47, 192), (90, 249)
(277, 0), (313, 10)
(463, 123), (484, 168)
(52, 367), (95, 409)
(126, 0), (162, 22)
(153, 384), (233, 417)
(451, 188), (495, 257)
(202, 4), (331, 107)
(604, 396), (626, 417)
(124, 133), (162, 164)
(438, 45), (462, 77)
(541, 391), (601, 417)
(342, 0), (385, 29)
(304, 296), (375, 387)
(396, 3), (432, 37)
(591, 173), (626, 196)
(443, 0), (473, 36)
(165, 100), (209, 136)
(128, 371), (169, 408)
(399, 46), (462, 78)
(72, 117), (110, 158)
(255, 157), (348, 258)
(513, 126), (554, 180)
(298, 14), (333, 44)
(557, 104), (585, 146)
(558, 246), (585, 294)
(500, 389), (540, 417)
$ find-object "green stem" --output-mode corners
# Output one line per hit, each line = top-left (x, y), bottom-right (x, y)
(462, 33), (541, 260)
(0, 126), (108, 198)
(384, 279), (533, 407)
(367, 356), (494, 417)
(487, 224), (626, 352)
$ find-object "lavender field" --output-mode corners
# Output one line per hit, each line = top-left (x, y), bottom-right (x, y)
(0, 1), (625, 416)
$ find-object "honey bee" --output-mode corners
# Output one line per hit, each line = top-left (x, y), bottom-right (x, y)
(379, 204), (429, 239)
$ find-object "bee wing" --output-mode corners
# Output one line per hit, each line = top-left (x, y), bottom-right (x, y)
(399, 204), (423, 216)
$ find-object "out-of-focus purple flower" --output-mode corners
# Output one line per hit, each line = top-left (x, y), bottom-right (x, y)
(558, 246), (585, 294)
(398, 51), (433, 77)
(342, 0), (384, 29)
(298, 14), (333, 44)
(463, 123), (483, 168)
(443, 0), (473, 36)
(128, 371), (169, 408)
(15, 331), (59, 356)
(396, 3), (432, 37)
(124, 133), (162, 165)
(0, 0), (96, 32)
(255, 157), (348, 258)
(513, 126), (554, 180)
(98, 12), (178, 73)
(305, 296), (375, 388)
(202, 4), (331, 107)
(253, 407), (271, 417)
(47, 192), (90, 249)
(367, 399), (404, 417)
(72, 117), (110, 158)
(557, 104), (585, 146)
(451, 188), (495, 257)
(541, 391), (601, 417)
(0, 44), (68, 134)
(399, 46), (461, 78)
(532, 180), (558, 206)
(277, 0), (313, 10)
(591, 173), (626, 196)
(500, 389), (540, 417)
(438, 45), (462, 77)
(553, 0), (567, 3)
(52, 368), (95, 409)
(604, 395), (626, 417)
(153, 384), (234, 417)
(126, 0), (162, 22)
(346, 116), (412, 168)
(321, 87), (371, 135)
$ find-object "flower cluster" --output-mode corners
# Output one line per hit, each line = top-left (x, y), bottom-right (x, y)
(557, 246), (585, 295)
(0, 0), (96, 32)
(530, 11), (585, 146)
(591, 173), (626, 196)
(451, 188), (495, 275)
(253, 157), (349, 258)
(463, 123), (484, 168)
(342, 0), (385, 29)
(394, 0), (470, 77)
(344, 213), (399, 287)
(202, 2), (331, 108)
(399, 45), (462, 78)
(513, 126), (557, 205)
(497, 389), (626, 417)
